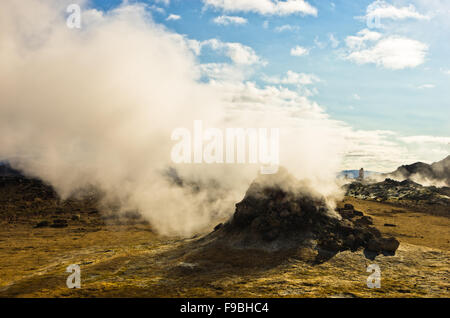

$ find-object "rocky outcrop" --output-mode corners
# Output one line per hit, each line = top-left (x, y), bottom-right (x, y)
(0, 162), (23, 177)
(345, 178), (450, 207)
(209, 170), (399, 262)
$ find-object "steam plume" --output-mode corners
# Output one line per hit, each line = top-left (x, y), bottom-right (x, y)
(0, 0), (346, 236)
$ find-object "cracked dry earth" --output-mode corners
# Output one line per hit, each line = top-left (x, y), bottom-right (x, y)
(0, 198), (448, 298)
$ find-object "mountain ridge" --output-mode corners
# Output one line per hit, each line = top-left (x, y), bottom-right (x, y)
(387, 155), (450, 186)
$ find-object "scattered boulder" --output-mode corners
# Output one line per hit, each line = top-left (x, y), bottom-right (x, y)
(354, 216), (373, 226)
(173, 262), (201, 274)
(34, 220), (50, 228)
(367, 237), (400, 254)
(88, 209), (99, 215)
(50, 219), (68, 228)
(336, 204), (364, 219)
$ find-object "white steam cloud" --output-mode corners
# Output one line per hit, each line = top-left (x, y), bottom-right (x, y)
(0, 0), (346, 236)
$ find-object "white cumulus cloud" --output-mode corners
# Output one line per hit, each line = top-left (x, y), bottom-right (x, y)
(417, 84), (435, 89)
(290, 45), (309, 56)
(399, 135), (450, 145)
(202, 39), (265, 65)
(203, 0), (317, 16)
(345, 29), (382, 50)
(274, 24), (300, 32)
(328, 34), (340, 48)
(365, 0), (429, 21)
(263, 71), (320, 86)
(346, 34), (428, 70)
(352, 93), (361, 100)
(166, 14), (181, 21)
(213, 15), (248, 25)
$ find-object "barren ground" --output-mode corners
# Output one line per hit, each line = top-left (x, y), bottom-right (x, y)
(0, 194), (448, 298)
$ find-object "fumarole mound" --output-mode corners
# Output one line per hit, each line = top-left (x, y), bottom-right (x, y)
(209, 170), (399, 260)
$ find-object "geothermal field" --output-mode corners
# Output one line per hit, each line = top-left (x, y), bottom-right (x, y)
(0, 160), (449, 298)
(0, 0), (449, 301)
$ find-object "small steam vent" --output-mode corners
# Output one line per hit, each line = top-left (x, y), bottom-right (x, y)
(207, 168), (399, 262)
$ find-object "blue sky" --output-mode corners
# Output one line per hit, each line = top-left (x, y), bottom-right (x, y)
(87, 0), (449, 171)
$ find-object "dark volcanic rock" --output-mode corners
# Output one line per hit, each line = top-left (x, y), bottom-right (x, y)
(0, 162), (22, 177)
(0, 176), (58, 201)
(210, 169), (400, 261)
(354, 216), (373, 226)
(345, 178), (450, 208)
(50, 219), (68, 228)
(34, 220), (50, 228)
(367, 237), (400, 254)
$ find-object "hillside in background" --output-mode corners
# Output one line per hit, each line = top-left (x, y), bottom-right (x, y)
(387, 155), (450, 186)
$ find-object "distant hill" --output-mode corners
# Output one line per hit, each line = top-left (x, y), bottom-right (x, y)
(387, 155), (450, 186)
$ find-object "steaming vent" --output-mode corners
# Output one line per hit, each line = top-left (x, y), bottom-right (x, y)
(207, 169), (399, 262)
